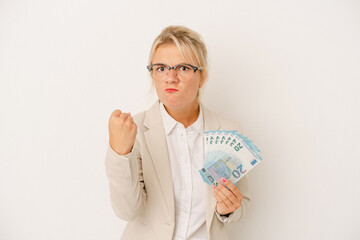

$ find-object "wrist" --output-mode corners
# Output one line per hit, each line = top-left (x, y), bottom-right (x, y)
(109, 143), (132, 155)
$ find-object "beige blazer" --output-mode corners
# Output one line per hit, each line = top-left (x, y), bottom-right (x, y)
(105, 100), (251, 240)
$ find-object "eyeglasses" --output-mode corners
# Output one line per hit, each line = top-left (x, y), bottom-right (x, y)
(147, 63), (204, 81)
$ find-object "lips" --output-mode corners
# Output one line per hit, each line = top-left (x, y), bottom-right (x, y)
(165, 88), (179, 93)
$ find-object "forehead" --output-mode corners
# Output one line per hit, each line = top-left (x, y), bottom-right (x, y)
(152, 43), (197, 66)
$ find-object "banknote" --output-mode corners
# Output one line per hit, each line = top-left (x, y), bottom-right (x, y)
(199, 130), (262, 185)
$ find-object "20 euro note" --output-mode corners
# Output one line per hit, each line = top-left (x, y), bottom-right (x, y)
(199, 130), (262, 185)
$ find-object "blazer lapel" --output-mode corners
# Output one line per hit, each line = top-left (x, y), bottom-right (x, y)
(201, 104), (221, 232)
(142, 100), (221, 231)
(143, 100), (175, 223)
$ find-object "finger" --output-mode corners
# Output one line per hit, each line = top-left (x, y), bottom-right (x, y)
(221, 178), (243, 201)
(212, 184), (235, 210)
(212, 187), (231, 212)
(127, 116), (134, 124)
(216, 181), (241, 206)
(120, 112), (130, 120)
(211, 185), (222, 202)
(131, 122), (137, 131)
(111, 110), (122, 118)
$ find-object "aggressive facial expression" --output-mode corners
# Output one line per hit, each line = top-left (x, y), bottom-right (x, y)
(151, 44), (204, 111)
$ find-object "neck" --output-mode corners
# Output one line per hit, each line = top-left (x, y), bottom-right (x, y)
(164, 100), (200, 128)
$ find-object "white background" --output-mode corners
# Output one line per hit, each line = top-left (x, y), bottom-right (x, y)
(1, 0), (359, 239)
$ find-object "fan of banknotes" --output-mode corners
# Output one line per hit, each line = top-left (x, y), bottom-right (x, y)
(199, 130), (262, 185)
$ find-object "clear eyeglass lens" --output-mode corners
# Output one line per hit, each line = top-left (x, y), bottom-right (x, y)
(151, 64), (194, 80)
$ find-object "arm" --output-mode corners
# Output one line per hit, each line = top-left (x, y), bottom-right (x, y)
(105, 110), (146, 221)
(105, 140), (146, 221)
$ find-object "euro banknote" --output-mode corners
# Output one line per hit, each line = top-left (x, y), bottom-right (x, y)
(199, 130), (262, 185)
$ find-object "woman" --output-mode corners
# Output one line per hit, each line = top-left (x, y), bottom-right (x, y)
(105, 25), (250, 240)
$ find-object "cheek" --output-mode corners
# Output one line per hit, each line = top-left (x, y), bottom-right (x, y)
(153, 81), (163, 93)
(179, 83), (199, 101)
(186, 80), (201, 94)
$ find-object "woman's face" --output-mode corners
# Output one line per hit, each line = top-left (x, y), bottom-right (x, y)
(151, 44), (204, 111)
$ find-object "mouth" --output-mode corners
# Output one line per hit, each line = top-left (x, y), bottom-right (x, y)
(165, 88), (179, 93)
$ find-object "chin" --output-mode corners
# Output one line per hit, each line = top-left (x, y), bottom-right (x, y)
(158, 92), (198, 109)
(161, 99), (180, 109)
(159, 96), (182, 108)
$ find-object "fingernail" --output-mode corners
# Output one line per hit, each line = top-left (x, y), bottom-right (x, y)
(221, 178), (226, 183)
(215, 182), (218, 187)
(211, 184), (215, 189)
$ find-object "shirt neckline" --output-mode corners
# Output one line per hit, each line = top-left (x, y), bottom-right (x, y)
(159, 101), (203, 136)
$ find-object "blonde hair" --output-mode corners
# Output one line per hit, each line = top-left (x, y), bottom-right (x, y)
(148, 25), (208, 98)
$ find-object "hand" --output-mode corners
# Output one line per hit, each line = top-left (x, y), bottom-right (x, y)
(108, 110), (137, 155)
(212, 178), (243, 215)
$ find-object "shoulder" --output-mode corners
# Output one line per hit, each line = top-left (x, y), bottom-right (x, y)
(132, 111), (146, 125)
(131, 100), (160, 130)
(127, 101), (158, 127)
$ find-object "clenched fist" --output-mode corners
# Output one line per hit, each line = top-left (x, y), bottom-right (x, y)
(108, 110), (137, 155)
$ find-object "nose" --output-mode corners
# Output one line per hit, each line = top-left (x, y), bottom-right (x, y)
(165, 68), (179, 84)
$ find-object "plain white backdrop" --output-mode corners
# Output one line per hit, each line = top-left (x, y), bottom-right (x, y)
(0, 0), (359, 239)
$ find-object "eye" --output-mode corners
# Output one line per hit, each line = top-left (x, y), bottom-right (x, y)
(178, 65), (191, 72)
(155, 66), (165, 72)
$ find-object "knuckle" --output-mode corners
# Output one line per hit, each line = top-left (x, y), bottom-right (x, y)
(112, 109), (121, 114)
(111, 110), (122, 117)
(229, 186), (236, 192)
(228, 184), (236, 191)
(116, 118), (124, 124)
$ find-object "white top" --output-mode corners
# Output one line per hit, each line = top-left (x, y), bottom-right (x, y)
(159, 102), (207, 240)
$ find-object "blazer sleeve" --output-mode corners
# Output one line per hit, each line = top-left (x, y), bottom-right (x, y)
(215, 122), (251, 224)
(104, 140), (146, 221)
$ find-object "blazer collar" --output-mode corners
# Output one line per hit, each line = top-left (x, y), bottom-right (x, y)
(143, 100), (221, 231)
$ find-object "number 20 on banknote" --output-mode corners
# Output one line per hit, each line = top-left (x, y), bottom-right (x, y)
(199, 130), (262, 185)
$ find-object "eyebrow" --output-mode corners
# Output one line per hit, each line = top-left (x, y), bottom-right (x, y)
(152, 62), (192, 66)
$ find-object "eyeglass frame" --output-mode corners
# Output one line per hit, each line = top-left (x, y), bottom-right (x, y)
(146, 63), (204, 79)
